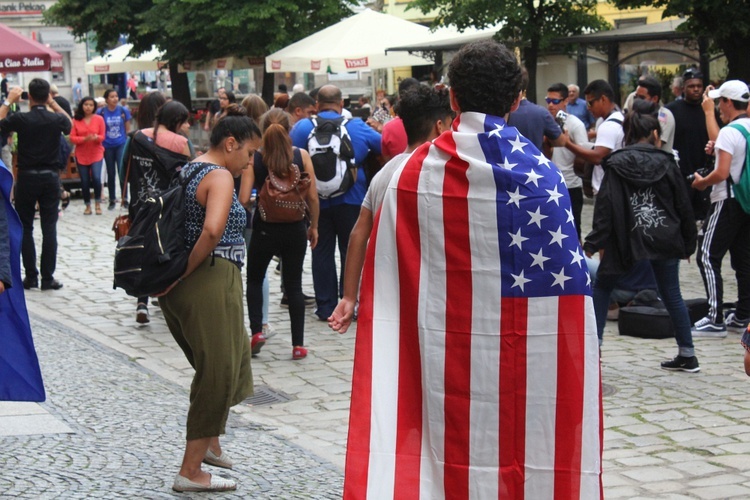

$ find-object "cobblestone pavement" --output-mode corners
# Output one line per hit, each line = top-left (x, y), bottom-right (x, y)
(0, 316), (343, 498)
(8, 195), (750, 498)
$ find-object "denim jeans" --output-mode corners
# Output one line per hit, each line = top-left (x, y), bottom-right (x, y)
(77, 160), (102, 205)
(593, 259), (694, 356)
(103, 144), (125, 201)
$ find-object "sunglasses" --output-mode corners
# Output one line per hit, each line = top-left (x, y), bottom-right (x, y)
(586, 98), (599, 107)
(545, 97), (564, 105)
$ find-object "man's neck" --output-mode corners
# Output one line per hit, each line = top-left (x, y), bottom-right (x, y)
(318, 106), (341, 114)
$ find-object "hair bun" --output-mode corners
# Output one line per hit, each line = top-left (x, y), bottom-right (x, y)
(224, 103), (248, 117)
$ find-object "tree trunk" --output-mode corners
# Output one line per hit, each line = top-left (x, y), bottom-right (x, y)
(719, 37), (750, 84)
(169, 60), (192, 110)
(262, 65), (275, 107)
(522, 43), (539, 104)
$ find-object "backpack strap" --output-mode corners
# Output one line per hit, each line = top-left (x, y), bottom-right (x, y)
(727, 123), (750, 195)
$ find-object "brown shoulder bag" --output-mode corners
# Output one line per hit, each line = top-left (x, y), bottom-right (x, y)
(258, 163), (311, 223)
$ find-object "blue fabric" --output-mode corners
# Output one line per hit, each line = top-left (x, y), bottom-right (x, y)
(593, 259), (694, 355)
(290, 110), (382, 209)
(0, 160), (45, 402)
(508, 99), (562, 150)
(98, 105), (132, 148)
(567, 98), (595, 130)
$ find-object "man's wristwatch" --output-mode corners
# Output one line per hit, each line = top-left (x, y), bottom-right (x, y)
(2, 100), (10, 107)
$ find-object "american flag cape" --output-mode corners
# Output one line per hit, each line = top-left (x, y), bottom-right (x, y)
(345, 112), (601, 499)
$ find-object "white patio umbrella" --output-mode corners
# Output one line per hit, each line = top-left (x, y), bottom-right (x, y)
(85, 44), (165, 75)
(265, 9), (435, 74)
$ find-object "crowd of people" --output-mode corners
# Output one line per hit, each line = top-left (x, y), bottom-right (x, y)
(2, 41), (750, 494)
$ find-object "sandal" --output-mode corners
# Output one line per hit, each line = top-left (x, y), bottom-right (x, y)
(172, 473), (236, 492)
(61, 190), (70, 210)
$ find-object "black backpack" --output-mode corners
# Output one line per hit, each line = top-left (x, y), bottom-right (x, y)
(113, 165), (204, 297)
(306, 116), (357, 198)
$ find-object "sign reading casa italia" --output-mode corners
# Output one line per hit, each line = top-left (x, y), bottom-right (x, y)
(0, 1), (52, 16)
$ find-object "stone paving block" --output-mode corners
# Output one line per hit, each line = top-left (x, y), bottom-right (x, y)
(709, 454), (750, 470)
(688, 474), (747, 487)
(671, 460), (726, 476)
(690, 484), (750, 499)
(614, 455), (665, 467)
(663, 429), (714, 443)
(617, 423), (665, 436)
(621, 467), (684, 482)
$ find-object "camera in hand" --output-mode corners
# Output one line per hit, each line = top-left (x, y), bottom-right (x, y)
(21, 91), (28, 100)
(555, 110), (567, 129)
(686, 168), (710, 182)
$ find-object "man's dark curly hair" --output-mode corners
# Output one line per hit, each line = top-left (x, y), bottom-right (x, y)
(447, 40), (521, 117)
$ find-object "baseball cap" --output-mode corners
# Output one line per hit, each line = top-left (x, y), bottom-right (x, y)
(682, 68), (703, 81)
(708, 80), (750, 102)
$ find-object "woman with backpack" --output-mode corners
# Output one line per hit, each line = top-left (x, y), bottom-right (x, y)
(240, 108), (319, 360)
(124, 99), (191, 324)
(156, 105), (261, 493)
(98, 89), (132, 209)
(584, 99), (698, 371)
(69, 97), (105, 215)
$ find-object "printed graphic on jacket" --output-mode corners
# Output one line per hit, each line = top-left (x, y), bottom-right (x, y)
(630, 187), (666, 241)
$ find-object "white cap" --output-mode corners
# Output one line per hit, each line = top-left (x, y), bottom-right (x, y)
(708, 80), (750, 102)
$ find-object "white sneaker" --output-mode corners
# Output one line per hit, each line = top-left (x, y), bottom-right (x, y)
(262, 323), (277, 339)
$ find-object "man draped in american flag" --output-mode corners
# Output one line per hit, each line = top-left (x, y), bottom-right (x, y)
(339, 40), (602, 499)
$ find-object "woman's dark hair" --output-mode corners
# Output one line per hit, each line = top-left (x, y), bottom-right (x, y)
(447, 40), (522, 118)
(136, 91), (166, 129)
(259, 108), (293, 178)
(153, 101), (190, 145)
(624, 99), (661, 146)
(103, 88), (118, 101)
(74, 97), (96, 121)
(210, 104), (261, 148)
(225, 91), (236, 104)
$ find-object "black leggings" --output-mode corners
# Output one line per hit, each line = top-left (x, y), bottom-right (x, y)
(247, 220), (308, 346)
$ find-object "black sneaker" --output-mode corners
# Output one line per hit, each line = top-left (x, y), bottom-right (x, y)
(41, 279), (64, 290)
(23, 276), (39, 289)
(660, 355), (700, 373)
(108, 201), (116, 210)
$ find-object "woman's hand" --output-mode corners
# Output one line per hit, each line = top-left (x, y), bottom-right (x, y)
(153, 278), (182, 297)
(704, 140), (715, 156)
(308, 227), (318, 250)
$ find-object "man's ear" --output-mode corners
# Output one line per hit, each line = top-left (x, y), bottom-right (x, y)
(449, 87), (460, 113)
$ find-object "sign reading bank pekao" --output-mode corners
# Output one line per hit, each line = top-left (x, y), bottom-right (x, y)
(344, 57), (368, 69)
(0, 2), (50, 16)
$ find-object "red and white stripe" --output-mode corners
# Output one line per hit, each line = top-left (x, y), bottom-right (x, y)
(345, 119), (601, 499)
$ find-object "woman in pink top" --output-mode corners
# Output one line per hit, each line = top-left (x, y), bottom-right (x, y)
(70, 97), (105, 215)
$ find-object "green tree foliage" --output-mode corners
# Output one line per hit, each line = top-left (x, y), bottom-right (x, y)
(409, 0), (609, 103)
(611, 0), (750, 83)
(45, 0), (355, 106)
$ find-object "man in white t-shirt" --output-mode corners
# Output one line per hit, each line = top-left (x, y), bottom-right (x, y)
(546, 82), (590, 238)
(564, 79), (624, 194)
(691, 80), (750, 337)
(328, 85), (454, 332)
